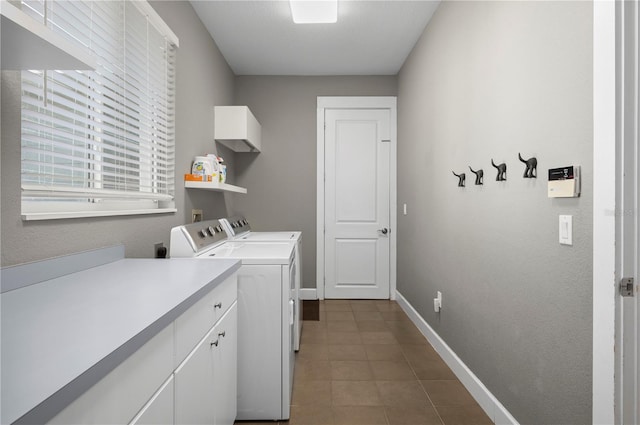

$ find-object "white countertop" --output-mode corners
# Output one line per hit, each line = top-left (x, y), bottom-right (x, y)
(1, 258), (240, 425)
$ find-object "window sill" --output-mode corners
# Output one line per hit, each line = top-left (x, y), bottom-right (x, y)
(22, 208), (177, 221)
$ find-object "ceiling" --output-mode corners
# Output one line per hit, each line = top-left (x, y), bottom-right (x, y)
(190, 0), (441, 76)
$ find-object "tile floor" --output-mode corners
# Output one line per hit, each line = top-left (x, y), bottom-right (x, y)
(237, 299), (493, 425)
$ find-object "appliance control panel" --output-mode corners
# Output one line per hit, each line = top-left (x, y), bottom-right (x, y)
(222, 215), (251, 237)
(182, 219), (228, 252)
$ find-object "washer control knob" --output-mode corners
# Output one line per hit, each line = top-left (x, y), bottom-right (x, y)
(208, 226), (216, 234)
(198, 229), (207, 238)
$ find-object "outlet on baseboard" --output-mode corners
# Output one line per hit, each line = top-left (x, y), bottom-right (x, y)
(434, 291), (442, 312)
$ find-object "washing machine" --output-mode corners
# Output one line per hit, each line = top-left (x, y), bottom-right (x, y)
(219, 216), (303, 350)
(170, 219), (296, 420)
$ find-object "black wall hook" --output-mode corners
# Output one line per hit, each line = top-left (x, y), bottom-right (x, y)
(452, 171), (466, 187)
(518, 153), (537, 178)
(468, 166), (483, 185)
(491, 159), (507, 181)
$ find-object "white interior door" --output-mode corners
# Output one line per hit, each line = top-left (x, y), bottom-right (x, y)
(323, 108), (391, 299)
(615, 0), (639, 422)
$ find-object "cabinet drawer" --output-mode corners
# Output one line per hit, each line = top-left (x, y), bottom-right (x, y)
(175, 273), (237, 366)
(212, 271), (238, 321)
(48, 324), (174, 425)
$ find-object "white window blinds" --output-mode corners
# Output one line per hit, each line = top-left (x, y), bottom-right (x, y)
(20, 0), (178, 220)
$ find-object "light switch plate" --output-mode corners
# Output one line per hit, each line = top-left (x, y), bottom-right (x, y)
(559, 215), (573, 245)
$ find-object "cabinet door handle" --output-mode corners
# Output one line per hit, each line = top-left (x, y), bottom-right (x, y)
(218, 331), (226, 338)
(210, 340), (219, 347)
(214, 302), (222, 309)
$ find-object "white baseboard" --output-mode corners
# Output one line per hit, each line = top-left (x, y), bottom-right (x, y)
(395, 291), (519, 425)
(299, 288), (317, 300)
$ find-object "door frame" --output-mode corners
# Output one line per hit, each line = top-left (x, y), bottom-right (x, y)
(593, 1), (616, 422)
(316, 96), (397, 301)
(593, 0), (639, 422)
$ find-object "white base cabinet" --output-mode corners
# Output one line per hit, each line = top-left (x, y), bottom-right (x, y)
(46, 273), (238, 425)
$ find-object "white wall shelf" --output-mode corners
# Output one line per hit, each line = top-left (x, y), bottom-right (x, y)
(184, 181), (247, 194)
(1, 1), (96, 70)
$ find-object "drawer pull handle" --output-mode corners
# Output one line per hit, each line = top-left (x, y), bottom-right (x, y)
(214, 302), (222, 309)
(218, 331), (226, 338)
(210, 340), (219, 347)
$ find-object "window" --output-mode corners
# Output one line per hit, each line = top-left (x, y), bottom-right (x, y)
(20, 0), (178, 220)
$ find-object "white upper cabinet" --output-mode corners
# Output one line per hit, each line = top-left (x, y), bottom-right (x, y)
(214, 106), (262, 152)
(0, 1), (96, 70)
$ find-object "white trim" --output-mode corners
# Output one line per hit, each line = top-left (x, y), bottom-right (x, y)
(593, 1), (617, 423)
(132, 0), (179, 47)
(316, 96), (397, 301)
(22, 184), (174, 200)
(395, 291), (519, 425)
(22, 208), (177, 221)
(299, 288), (318, 300)
(316, 102), (325, 299)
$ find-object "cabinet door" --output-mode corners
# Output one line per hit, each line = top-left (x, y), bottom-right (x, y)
(129, 376), (174, 425)
(48, 325), (174, 425)
(174, 326), (216, 425)
(212, 303), (237, 425)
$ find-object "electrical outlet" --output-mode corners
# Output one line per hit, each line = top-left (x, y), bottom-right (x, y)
(434, 291), (442, 312)
(154, 242), (167, 259)
(192, 209), (203, 223)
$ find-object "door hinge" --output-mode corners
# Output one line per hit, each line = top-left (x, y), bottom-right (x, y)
(620, 277), (635, 297)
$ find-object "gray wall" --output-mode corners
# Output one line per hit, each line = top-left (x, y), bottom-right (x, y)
(233, 76), (397, 288)
(396, 1), (592, 423)
(1, 1), (235, 266)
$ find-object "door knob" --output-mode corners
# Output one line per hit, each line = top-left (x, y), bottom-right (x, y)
(379, 228), (388, 235)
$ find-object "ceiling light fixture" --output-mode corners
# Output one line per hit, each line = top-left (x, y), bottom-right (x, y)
(290, 0), (338, 24)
